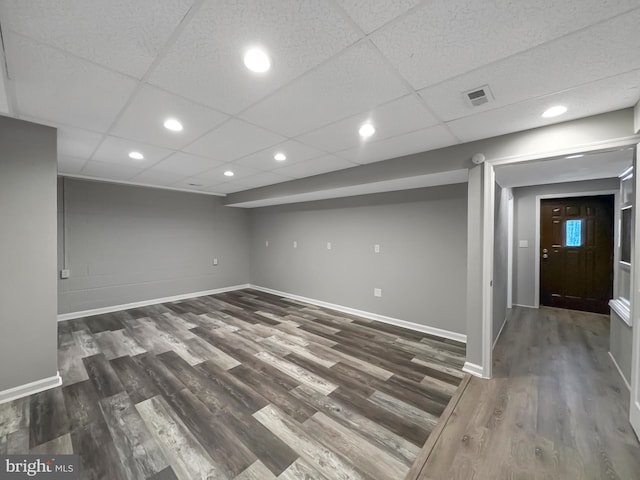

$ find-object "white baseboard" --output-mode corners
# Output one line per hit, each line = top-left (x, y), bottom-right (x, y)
(462, 362), (487, 378)
(0, 372), (62, 405)
(492, 313), (509, 351)
(249, 285), (467, 344)
(57, 284), (251, 321)
(512, 303), (538, 309)
(608, 351), (631, 391)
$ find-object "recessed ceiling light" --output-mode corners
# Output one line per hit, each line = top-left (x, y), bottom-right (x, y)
(244, 48), (271, 73)
(128, 151), (144, 160)
(566, 154), (584, 159)
(359, 123), (375, 138)
(274, 152), (286, 161)
(164, 118), (183, 132)
(224, 170), (234, 177)
(542, 105), (567, 118)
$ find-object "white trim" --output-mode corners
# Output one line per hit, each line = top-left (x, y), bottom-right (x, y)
(249, 285), (467, 344)
(534, 190), (619, 308)
(57, 284), (251, 321)
(0, 372), (62, 405)
(492, 312), (509, 351)
(609, 351), (631, 391)
(481, 162), (495, 379)
(507, 192), (514, 309)
(512, 303), (539, 309)
(610, 298), (632, 327)
(462, 362), (488, 378)
(489, 135), (640, 167)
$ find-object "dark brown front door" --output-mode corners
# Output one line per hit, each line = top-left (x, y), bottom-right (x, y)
(540, 195), (614, 314)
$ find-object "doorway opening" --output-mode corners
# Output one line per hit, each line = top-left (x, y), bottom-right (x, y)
(539, 195), (614, 314)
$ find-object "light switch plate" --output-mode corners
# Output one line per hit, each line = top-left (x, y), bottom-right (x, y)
(519, 240), (529, 248)
(60, 269), (70, 279)
(374, 288), (382, 297)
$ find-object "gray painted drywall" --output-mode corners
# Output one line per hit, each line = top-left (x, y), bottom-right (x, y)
(466, 166), (483, 367)
(58, 178), (251, 314)
(226, 109), (635, 207)
(610, 311), (633, 385)
(512, 178), (619, 307)
(0, 116), (58, 391)
(249, 185), (468, 335)
(493, 184), (510, 344)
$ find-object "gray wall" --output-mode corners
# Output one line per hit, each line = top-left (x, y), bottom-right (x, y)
(493, 184), (510, 343)
(58, 178), (251, 314)
(610, 311), (633, 384)
(249, 185), (468, 335)
(512, 178), (619, 307)
(0, 116), (58, 391)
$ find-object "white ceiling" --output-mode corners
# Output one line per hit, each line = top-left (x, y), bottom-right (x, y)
(495, 148), (634, 189)
(0, 0), (639, 196)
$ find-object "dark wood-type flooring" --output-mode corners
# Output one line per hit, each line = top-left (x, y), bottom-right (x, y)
(409, 306), (640, 480)
(0, 288), (466, 480)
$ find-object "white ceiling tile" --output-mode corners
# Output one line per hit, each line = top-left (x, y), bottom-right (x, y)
(91, 136), (174, 168)
(372, 0), (640, 89)
(0, 0), (194, 78)
(57, 156), (87, 175)
(419, 10), (640, 122)
(184, 119), (285, 162)
(234, 171), (294, 189)
(80, 161), (144, 181)
(297, 94), (439, 153)
(152, 152), (224, 176)
(191, 163), (262, 185)
(205, 183), (247, 194)
(172, 178), (218, 190)
(129, 169), (189, 186)
(273, 155), (358, 179)
(336, 125), (459, 164)
(234, 140), (325, 170)
(111, 85), (229, 149)
(57, 127), (103, 160)
(5, 34), (136, 131)
(149, 0), (360, 114)
(334, 0), (421, 34)
(446, 72), (640, 143)
(241, 41), (410, 137)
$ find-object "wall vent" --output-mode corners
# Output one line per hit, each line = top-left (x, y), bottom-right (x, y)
(463, 85), (493, 107)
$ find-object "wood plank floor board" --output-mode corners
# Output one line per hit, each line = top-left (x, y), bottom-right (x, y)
(4, 289), (465, 479)
(110, 355), (161, 404)
(28, 387), (70, 448)
(99, 391), (169, 480)
(290, 384), (419, 467)
(410, 306), (640, 480)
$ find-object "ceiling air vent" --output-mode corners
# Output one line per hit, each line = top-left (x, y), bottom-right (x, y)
(463, 85), (493, 107)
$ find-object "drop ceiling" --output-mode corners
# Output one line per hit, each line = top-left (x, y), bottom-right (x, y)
(0, 0), (639, 196)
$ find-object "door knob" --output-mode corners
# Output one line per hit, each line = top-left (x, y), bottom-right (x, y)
(543, 254), (548, 259)
(543, 248), (548, 253)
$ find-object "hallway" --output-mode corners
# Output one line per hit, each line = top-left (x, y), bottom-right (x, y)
(410, 307), (640, 479)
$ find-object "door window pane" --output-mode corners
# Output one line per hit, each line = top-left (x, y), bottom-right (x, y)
(565, 219), (582, 246)
(621, 207), (632, 263)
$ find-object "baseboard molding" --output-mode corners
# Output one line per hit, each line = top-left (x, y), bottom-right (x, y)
(0, 372), (62, 405)
(492, 313), (509, 351)
(462, 362), (487, 378)
(249, 285), (467, 344)
(608, 351), (631, 391)
(512, 303), (538, 309)
(57, 284), (251, 321)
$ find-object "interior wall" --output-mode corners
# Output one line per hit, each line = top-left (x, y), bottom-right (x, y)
(512, 177), (619, 307)
(58, 178), (251, 314)
(611, 310), (633, 384)
(493, 183), (510, 344)
(249, 184), (468, 336)
(0, 116), (58, 392)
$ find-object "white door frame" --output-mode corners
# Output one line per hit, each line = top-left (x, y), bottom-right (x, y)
(481, 161), (495, 379)
(479, 137), (639, 380)
(534, 190), (619, 308)
(630, 144), (640, 439)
